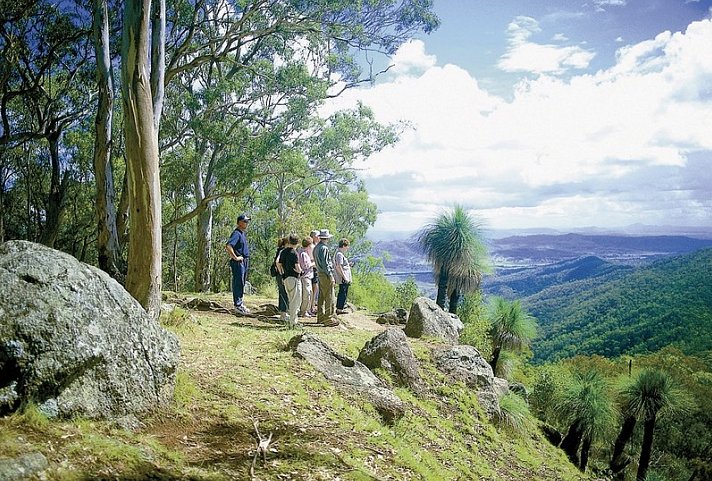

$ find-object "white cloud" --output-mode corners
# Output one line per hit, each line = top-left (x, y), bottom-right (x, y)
(323, 19), (712, 236)
(390, 39), (437, 76)
(498, 16), (596, 74)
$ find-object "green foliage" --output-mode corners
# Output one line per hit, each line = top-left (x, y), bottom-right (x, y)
(394, 276), (420, 310)
(417, 205), (491, 306)
(529, 364), (574, 424)
(557, 370), (616, 442)
(529, 248), (712, 362)
(497, 393), (532, 433)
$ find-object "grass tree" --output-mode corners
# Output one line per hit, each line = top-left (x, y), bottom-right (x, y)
(488, 297), (536, 375)
(610, 369), (685, 481)
(417, 205), (490, 314)
(558, 370), (615, 472)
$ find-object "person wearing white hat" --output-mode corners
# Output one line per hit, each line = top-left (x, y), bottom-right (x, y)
(313, 229), (339, 326)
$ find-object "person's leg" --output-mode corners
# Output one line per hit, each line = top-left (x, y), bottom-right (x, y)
(311, 274), (319, 314)
(336, 283), (349, 310)
(277, 277), (288, 320)
(231, 260), (245, 307)
(317, 272), (327, 322)
(285, 277), (301, 327)
(324, 275), (336, 320)
(299, 277), (312, 316)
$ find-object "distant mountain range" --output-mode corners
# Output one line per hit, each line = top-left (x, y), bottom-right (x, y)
(372, 233), (712, 363)
(372, 233), (712, 274)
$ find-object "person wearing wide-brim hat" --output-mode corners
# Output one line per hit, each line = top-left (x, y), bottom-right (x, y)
(312, 229), (339, 326)
(225, 214), (251, 314)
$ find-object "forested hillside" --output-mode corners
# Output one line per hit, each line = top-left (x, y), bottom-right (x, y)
(527, 248), (712, 362)
(484, 255), (632, 299)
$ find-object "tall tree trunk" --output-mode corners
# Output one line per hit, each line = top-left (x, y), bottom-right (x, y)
(579, 436), (592, 472)
(560, 419), (583, 466)
(40, 133), (68, 247)
(150, 0), (165, 131)
(194, 204), (213, 291)
(490, 346), (501, 374)
(93, 0), (122, 278)
(610, 415), (637, 475)
(122, 0), (162, 319)
(436, 269), (448, 309)
(448, 289), (460, 314)
(637, 414), (657, 481)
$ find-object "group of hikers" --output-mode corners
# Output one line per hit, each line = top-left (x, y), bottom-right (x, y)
(225, 214), (352, 329)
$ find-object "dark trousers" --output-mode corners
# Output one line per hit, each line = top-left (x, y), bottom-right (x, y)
(230, 258), (248, 307)
(276, 276), (288, 312)
(336, 282), (350, 309)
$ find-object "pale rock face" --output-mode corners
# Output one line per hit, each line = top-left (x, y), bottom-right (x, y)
(0, 240), (180, 419)
(404, 296), (464, 344)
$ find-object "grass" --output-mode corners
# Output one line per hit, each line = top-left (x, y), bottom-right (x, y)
(0, 292), (595, 480)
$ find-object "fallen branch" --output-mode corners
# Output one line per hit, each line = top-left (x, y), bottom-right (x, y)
(249, 418), (273, 480)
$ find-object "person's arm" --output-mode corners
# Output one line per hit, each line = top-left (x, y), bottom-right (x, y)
(225, 243), (243, 262)
(334, 252), (345, 281)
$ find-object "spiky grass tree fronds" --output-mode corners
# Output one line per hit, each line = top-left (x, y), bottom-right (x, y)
(617, 369), (689, 481)
(558, 370), (616, 471)
(417, 205), (490, 313)
(497, 393), (531, 433)
(493, 349), (517, 379)
(488, 297), (537, 373)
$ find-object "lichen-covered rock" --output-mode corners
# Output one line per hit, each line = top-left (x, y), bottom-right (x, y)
(289, 332), (404, 424)
(433, 344), (509, 419)
(0, 452), (48, 481)
(375, 308), (408, 325)
(357, 328), (423, 392)
(0, 240), (180, 419)
(404, 297), (463, 344)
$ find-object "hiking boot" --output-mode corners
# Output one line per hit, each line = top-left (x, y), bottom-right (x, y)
(336, 309), (348, 315)
(236, 305), (250, 314)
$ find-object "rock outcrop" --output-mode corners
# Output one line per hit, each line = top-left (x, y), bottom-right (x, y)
(404, 297), (463, 344)
(433, 344), (508, 418)
(0, 240), (180, 419)
(357, 328), (423, 392)
(375, 308), (408, 325)
(288, 332), (404, 424)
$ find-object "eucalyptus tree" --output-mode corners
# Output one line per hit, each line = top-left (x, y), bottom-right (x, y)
(558, 370), (615, 472)
(157, 0), (437, 291)
(121, 0), (164, 317)
(418, 206), (490, 313)
(487, 296), (536, 375)
(0, 1), (93, 247)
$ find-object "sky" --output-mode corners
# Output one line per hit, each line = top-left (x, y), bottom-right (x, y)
(322, 0), (712, 239)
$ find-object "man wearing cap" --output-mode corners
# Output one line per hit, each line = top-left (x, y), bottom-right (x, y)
(313, 229), (339, 326)
(225, 214), (251, 314)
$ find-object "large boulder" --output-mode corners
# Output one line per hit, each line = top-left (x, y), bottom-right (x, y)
(404, 297), (463, 344)
(433, 344), (508, 418)
(289, 333), (404, 424)
(357, 328), (423, 392)
(0, 240), (180, 419)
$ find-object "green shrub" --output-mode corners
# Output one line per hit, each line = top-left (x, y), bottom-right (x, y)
(497, 393), (531, 433)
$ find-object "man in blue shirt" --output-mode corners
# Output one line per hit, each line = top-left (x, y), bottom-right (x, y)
(225, 214), (251, 314)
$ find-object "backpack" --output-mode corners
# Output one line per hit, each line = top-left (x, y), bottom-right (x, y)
(269, 259), (279, 277)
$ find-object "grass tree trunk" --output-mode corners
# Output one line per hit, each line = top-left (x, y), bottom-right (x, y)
(560, 419), (583, 466)
(637, 414), (657, 481)
(579, 436), (592, 472)
(610, 415), (637, 475)
(122, 0), (162, 319)
(93, 0), (122, 279)
(448, 289), (460, 314)
(436, 270), (448, 309)
(490, 346), (502, 374)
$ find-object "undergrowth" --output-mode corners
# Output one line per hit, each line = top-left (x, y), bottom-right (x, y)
(0, 293), (593, 481)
